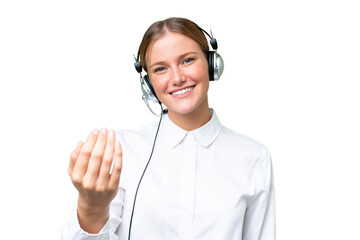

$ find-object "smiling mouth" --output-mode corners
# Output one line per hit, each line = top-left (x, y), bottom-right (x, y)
(170, 86), (195, 96)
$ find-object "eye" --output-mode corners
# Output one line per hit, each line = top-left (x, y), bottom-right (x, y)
(154, 66), (166, 73)
(183, 58), (195, 64)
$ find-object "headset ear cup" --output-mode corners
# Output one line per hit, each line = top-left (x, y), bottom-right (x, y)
(208, 51), (215, 81)
(142, 75), (159, 103)
(144, 75), (155, 97)
(213, 52), (224, 81)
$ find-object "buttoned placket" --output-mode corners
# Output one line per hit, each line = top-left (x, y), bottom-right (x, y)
(178, 132), (197, 240)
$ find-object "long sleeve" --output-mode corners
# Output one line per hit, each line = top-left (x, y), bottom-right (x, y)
(242, 149), (276, 240)
(61, 188), (126, 240)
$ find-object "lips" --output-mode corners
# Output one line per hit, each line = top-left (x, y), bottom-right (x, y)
(170, 86), (195, 96)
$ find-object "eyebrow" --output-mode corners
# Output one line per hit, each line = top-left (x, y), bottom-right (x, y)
(148, 51), (198, 70)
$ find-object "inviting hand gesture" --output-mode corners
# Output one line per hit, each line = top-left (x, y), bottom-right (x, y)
(68, 128), (122, 233)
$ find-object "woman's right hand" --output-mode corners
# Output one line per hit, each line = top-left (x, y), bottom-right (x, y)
(68, 128), (122, 233)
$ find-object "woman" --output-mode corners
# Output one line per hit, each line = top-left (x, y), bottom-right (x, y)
(62, 17), (275, 240)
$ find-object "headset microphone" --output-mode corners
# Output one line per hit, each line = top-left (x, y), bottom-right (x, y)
(142, 95), (163, 117)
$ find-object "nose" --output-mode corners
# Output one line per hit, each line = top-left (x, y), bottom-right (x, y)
(171, 67), (185, 85)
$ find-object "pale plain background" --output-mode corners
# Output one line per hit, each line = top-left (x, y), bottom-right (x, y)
(0, 0), (359, 239)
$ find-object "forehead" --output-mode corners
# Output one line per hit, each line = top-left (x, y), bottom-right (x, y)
(146, 32), (202, 64)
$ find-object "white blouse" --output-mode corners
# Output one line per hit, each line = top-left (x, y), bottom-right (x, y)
(62, 110), (275, 240)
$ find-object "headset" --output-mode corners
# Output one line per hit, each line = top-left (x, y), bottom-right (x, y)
(134, 26), (224, 109)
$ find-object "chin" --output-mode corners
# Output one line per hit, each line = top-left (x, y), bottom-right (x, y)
(167, 101), (207, 116)
(168, 107), (195, 115)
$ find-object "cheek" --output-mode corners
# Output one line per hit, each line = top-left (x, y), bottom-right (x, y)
(195, 63), (210, 93)
(190, 63), (209, 82)
(150, 75), (169, 95)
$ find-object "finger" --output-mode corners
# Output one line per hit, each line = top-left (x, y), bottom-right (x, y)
(85, 128), (108, 179)
(109, 141), (122, 189)
(75, 141), (84, 153)
(72, 129), (99, 180)
(98, 129), (115, 183)
(68, 141), (83, 175)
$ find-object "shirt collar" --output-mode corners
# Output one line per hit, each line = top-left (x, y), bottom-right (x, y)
(160, 109), (222, 148)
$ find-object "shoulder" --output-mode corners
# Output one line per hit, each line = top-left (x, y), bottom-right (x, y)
(219, 125), (270, 156)
(116, 121), (159, 147)
(216, 125), (272, 176)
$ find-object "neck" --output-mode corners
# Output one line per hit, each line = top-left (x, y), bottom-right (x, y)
(167, 102), (211, 131)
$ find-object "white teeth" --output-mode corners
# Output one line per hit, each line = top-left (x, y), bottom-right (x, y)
(171, 87), (194, 96)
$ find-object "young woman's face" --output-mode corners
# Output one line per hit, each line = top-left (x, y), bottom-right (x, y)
(147, 32), (209, 117)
